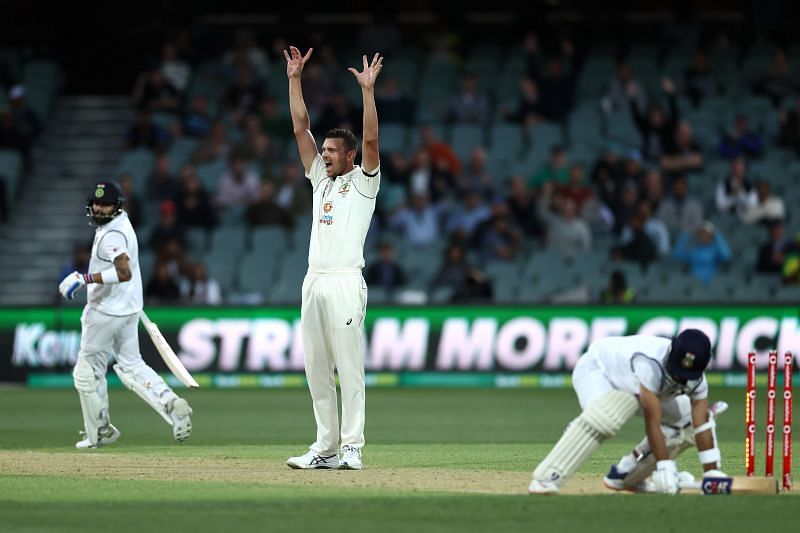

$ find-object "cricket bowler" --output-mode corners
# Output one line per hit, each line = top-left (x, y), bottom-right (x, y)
(283, 46), (382, 470)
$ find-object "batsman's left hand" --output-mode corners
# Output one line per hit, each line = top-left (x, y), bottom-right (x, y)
(58, 271), (86, 300)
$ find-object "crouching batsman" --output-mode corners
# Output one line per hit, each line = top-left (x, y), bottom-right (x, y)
(529, 329), (727, 494)
(58, 181), (192, 449)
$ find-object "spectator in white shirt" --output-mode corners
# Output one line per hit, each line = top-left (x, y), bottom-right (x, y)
(715, 156), (757, 216)
(742, 180), (785, 225)
(180, 261), (222, 305)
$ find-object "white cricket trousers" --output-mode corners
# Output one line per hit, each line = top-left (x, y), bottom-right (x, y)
(301, 268), (368, 455)
(74, 307), (175, 420)
(572, 351), (690, 426)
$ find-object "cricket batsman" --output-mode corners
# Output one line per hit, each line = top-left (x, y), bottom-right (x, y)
(58, 181), (192, 448)
(528, 329), (727, 494)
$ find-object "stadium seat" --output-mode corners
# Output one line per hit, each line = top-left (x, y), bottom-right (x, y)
(450, 124), (484, 161)
(210, 226), (247, 256)
(380, 124), (408, 153)
(168, 138), (199, 173)
(185, 227), (209, 254)
(0, 149), (22, 199)
(267, 252), (307, 303)
(250, 226), (290, 255)
(489, 124), (525, 160)
(138, 251), (155, 286)
(204, 250), (238, 294)
(237, 250), (279, 295)
(195, 159), (227, 194)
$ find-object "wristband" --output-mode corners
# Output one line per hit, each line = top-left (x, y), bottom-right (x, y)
(82, 273), (94, 284)
(99, 267), (120, 284)
(698, 447), (721, 465)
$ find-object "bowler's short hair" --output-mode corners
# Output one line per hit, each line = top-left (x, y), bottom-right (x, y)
(325, 128), (358, 152)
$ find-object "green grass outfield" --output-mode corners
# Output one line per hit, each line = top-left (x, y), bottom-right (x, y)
(0, 387), (796, 532)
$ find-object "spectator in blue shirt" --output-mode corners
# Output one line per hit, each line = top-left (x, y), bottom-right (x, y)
(389, 193), (442, 247)
(718, 114), (764, 159)
(673, 221), (732, 286)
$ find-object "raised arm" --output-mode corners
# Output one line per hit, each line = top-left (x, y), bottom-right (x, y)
(348, 53), (383, 174)
(284, 46), (318, 173)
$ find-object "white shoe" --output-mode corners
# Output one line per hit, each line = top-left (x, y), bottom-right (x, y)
(339, 445), (362, 470)
(528, 479), (560, 495)
(286, 450), (340, 469)
(169, 398), (192, 442)
(75, 424), (121, 449)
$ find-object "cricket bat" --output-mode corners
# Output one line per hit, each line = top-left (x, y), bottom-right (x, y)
(680, 476), (779, 495)
(140, 311), (199, 388)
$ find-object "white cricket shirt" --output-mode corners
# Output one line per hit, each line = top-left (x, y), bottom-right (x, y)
(585, 335), (708, 401)
(87, 211), (143, 316)
(305, 153), (379, 270)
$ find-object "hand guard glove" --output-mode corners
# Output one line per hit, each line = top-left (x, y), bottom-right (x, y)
(58, 271), (88, 300)
(653, 459), (680, 495)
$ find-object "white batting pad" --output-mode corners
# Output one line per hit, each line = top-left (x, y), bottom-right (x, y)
(114, 363), (175, 425)
(533, 390), (638, 487)
(73, 358), (109, 446)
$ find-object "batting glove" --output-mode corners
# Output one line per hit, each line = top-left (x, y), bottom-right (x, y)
(653, 459), (680, 495)
(58, 271), (90, 300)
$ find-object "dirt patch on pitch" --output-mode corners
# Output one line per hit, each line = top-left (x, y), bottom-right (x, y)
(0, 450), (608, 495)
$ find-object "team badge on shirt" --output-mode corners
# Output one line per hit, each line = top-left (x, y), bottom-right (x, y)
(338, 181), (350, 197)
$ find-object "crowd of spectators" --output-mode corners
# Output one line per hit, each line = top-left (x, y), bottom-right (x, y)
(72, 25), (800, 303)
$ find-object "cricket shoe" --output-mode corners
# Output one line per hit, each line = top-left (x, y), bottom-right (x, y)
(339, 445), (362, 470)
(528, 479), (560, 495)
(75, 424), (121, 449)
(169, 397), (193, 442)
(603, 464), (655, 493)
(287, 450), (340, 469)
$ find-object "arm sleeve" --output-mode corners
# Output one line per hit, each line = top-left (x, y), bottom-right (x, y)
(305, 153), (326, 189)
(632, 356), (662, 393)
(690, 377), (709, 401)
(714, 233), (732, 262)
(352, 165), (381, 198)
(97, 231), (129, 263)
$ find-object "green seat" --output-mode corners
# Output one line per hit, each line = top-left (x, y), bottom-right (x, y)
(185, 227), (209, 254)
(115, 149), (155, 197)
(237, 251), (279, 294)
(139, 251), (155, 287)
(0, 149), (22, 199)
(250, 226), (290, 255)
(380, 124), (408, 153)
(210, 227), (247, 256)
(267, 253), (307, 303)
(204, 250), (238, 294)
(450, 124), (484, 160)
(490, 124), (524, 160)
(168, 138), (198, 173)
(195, 159), (227, 194)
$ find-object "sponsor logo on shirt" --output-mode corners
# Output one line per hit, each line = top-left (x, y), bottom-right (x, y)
(319, 200), (334, 225)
